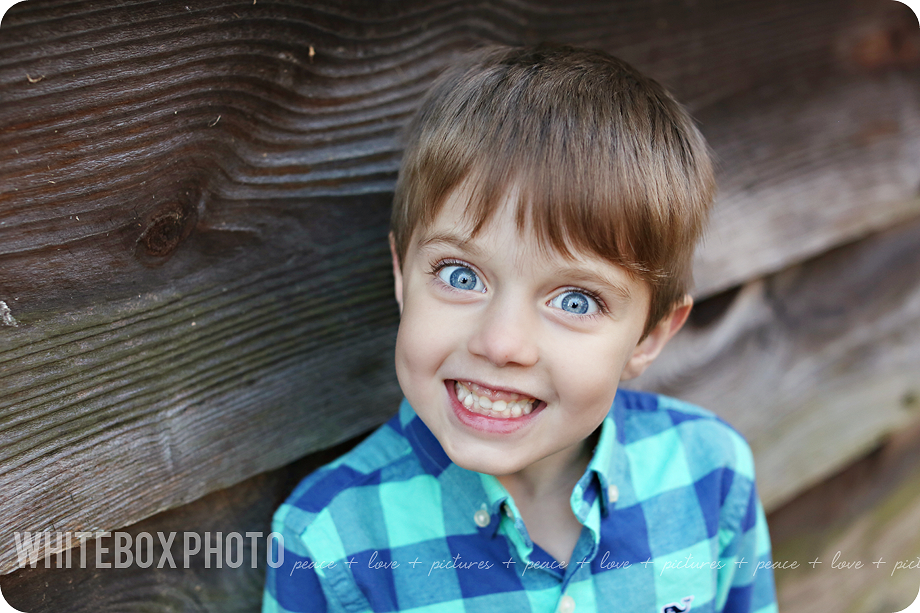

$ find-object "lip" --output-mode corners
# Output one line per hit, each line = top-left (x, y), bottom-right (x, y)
(445, 380), (543, 435)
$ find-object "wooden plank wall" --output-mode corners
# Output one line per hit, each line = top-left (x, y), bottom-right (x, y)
(0, 435), (367, 612)
(768, 415), (920, 613)
(0, 0), (918, 610)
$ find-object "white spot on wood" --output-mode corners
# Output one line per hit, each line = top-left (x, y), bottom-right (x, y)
(0, 301), (19, 327)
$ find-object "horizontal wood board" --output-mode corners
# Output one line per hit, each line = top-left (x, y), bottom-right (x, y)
(767, 416), (920, 613)
(630, 214), (920, 509)
(695, 74), (920, 295)
(0, 435), (366, 613)
(1, 0), (918, 573)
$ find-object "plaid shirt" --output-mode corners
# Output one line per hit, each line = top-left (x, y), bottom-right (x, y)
(263, 390), (777, 613)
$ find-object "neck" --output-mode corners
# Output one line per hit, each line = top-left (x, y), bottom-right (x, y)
(494, 431), (599, 565)
(496, 432), (596, 503)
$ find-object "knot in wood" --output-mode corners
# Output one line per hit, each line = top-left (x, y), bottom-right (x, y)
(137, 203), (194, 262)
(847, 16), (920, 72)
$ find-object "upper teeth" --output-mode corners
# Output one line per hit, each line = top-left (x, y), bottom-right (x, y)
(455, 381), (535, 419)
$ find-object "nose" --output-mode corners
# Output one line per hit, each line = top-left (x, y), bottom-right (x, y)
(466, 298), (539, 368)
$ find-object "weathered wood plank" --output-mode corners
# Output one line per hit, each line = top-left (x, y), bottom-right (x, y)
(631, 214), (920, 510)
(0, 434), (366, 613)
(688, 0), (920, 295)
(695, 72), (920, 295)
(767, 416), (920, 613)
(0, 239), (403, 565)
(1, 0), (917, 310)
(1, 0), (918, 574)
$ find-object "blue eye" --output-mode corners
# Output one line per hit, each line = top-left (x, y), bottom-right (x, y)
(438, 265), (484, 292)
(550, 290), (598, 315)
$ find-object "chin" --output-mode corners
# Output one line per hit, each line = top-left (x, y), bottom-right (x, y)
(442, 445), (530, 477)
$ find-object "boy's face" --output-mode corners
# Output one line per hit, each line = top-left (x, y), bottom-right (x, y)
(392, 183), (689, 478)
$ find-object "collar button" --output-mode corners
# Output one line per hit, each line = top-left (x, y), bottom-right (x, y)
(474, 509), (491, 528)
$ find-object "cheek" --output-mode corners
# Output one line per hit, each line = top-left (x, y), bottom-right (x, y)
(551, 336), (635, 403)
(394, 317), (431, 407)
(394, 297), (456, 377)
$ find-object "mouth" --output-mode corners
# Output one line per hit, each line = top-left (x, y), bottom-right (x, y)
(449, 380), (544, 420)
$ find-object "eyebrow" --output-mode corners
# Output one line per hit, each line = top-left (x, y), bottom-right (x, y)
(418, 232), (486, 258)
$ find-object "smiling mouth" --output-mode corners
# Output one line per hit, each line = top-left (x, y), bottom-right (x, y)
(452, 380), (539, 419)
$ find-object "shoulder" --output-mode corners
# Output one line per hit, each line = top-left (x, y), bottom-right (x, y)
(616, 387), (755, 481)
(265, 414), (431, 612)
(615, 389), (758, 529)
(272, 412), (426, 547)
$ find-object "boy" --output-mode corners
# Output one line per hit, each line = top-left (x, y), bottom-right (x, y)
(263, 45), (777, 613)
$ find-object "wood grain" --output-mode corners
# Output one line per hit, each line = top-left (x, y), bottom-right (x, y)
(695, 73), (920, 295)
(767, 416), (920, 613)
(1, 0), (918, 574)
(632, 214), (920, 510)
(0, 434), (366, 613)
(691, 0), (920, 294)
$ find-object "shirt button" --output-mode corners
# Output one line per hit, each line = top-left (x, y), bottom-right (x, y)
(474, 509), (491, 527)
(558, 595), (575, 613)
(608, 484), (619, 503)
(504, 504), (513, 518)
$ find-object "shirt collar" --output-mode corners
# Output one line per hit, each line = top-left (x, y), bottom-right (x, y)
(399, 398), (452, 475)
(582, 401), (619, 517)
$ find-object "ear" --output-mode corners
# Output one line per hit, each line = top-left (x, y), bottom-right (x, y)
(621, 295), (693, 380)
(389, 232), (404, 315)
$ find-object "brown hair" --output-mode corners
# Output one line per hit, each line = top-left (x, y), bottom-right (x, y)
(391, 44), (716, 335)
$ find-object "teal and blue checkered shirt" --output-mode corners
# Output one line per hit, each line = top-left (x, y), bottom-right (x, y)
(263, 390), (777, 612)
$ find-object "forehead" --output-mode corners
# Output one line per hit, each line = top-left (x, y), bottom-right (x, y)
(417, 180), (545, 261)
